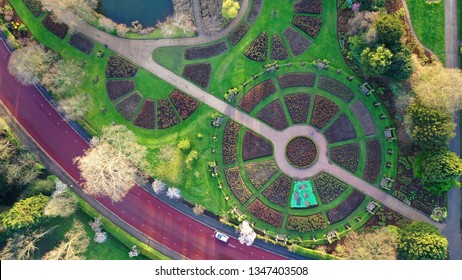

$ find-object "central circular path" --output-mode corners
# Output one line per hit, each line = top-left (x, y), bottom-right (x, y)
(286, 136), (317, 168)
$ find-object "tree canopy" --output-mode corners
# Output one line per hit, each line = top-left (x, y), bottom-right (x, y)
(222, 0), (240, 20)
(42, 219), (89, 260)
(7, 43), (52, 85)
(2, 194), (50, 230)
(360, 45), (393, 75)
(374, 14), (404, 49)
(398, 222), (448, 260)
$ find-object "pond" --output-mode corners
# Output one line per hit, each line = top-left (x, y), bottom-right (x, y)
(97, 0), (174, 27)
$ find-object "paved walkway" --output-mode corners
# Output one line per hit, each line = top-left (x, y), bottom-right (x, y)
(444, 0), (462, 260)
(62, 2), (445, 229)
(191, 0), (206, 36)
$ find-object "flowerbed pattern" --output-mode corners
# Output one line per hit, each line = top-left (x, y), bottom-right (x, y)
(42, 14), (68, 39)
(224, 167), (252, 204)
(286, 213), (327, 232)
(157, 98), (180, 129)
(313, 173), (348, 204)
(24, 0), (43, 17)
(310, 95), (340, 129)
(286, 136), (317, 168)
(242, 130), (273, 161)
(284, 94), (311, 124)
(247, 199), (284, 228)
(330, 143), (360, 173)
(134, 99), (156, 129)
(182, 63), (212, 88)
(294, 0), (323, 14)
(69, 33), (94, 54)
(278, 73), (316, 89)
(244, 160), (279, 190)
(106, 80), (135, 101)
(263, 174), (292, 207)
(246, 0), (263, 24)
(283, 27), (312, 56)
(184, 41), (229, 60)
(222, 121), (240, 165)
(350, 100), (377, 136)
(292, 16), (322, 39)
(228, 22), (250, 46)
(106, 55), (138, 78)
(169, 90), (199, 120)
(244, 32), (268, 62)
(256, 99), (289, 130)
(324, 114), (357, 144)
(238, 79), (276, 113)
(270, 35), (289, 61)
(363, 139), (381, 183)
(115, 92), (143, 121)
(318, 76), (354, 103)
(326, 190), (365, 224)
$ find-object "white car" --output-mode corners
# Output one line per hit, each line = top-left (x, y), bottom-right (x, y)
(214, 231), (229, 242)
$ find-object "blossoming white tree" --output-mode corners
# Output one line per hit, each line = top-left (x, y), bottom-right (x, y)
(238, 220), (256, 246)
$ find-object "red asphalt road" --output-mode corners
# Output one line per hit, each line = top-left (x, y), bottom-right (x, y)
(0, 41), (286, 260)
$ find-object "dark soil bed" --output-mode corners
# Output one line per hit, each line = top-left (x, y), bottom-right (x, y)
(318, 76), (354, 103)
(169, 90), (199, 120)
(362, 139), (382, 183)
(184, 41), (229, 60)
(42, 14), (68, 39)
(256, 99), (289, 130)
(326, 190), (365, 224)
(182, 63), (212, 88)
(310, 95), (340, 129)
(106, 55), (138, 78)
(242, 130), (273, 161)
(330, 143), (360, 173)
(283, 27), (312, 56)
(324, 114), (357, 143)
(106, 80), (135, 101)
(284, 94), (311, 124)
(263, 174), (292, 207)
(270, 34), (289, 60)
(24, 0), (43, 17)
(69, 33), (94, 54)
(294, 0), (323, 14)
(246, 0), (263, 24)
(286, 136), (317, 168)
(228, 22), (250, 45)
(350, 100), (377, 136)
(115, 92), (143, 121)
(134, 99), (156, 129)
(278, 73), (316, 89)
(292, 15), (322, 39)
(238, 79), (276, 113)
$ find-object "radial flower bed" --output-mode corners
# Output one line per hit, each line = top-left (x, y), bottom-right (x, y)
(134, 99), (156, 129)
(244, 160), (279, 189)
(283, 27), (312, 56)
(224, 167), (252, 204)
(326, 190), (365, 224)
(256, 100), (289, 130)
(238, 79), (276, 113)
(363, 139), (382, 183)
(270, 34), (289, 60)
(169, 90), (199, 120)
(69, 33), (94, 54)
(24, 0), (43, 17)
(242, 130), (273, 161)
(157, 98), (180, 129)
(182, 63), (212, 88)
(313, 173), (348, 204)
(184, 41), (229, 60)
(115, 92), (143, 121)
(247, 199), (284, 228)
(294, 0), (323, 14)
(292, 16), (322, 39)
(285, 136), (317, 168)
(106, 55), (138, 78)
(350, 100), (377, 136)
(284, 94), (311, 124)
(246, 0), (263, 24)
(222, 121), (240, 165)
(286, 213), (326, 232)
(323, 114), (357, 144)
(278, 73), (316, 89)
(244, 32), (268, 62)
(330, 143), (360, 173)
(228, 22), (250, 46)
(106, 80), (135, 101)
(290, 180), (318, 208)
(318, 76), (354, 103)
(42, 14), (68, 39)
(310, 96), (340, 129)
(263, 174), (292, 207)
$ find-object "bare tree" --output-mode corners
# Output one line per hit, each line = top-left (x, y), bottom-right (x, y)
(156, 12), (196, 37)
(116, 24), (130, 37)
(7, 43), (52, 85)
(57, 94), (88, 121)
(238, 220), (256, 246)
(74, 125), (147, 202)
(98, 16), (117, 33)
(0, 227), (55, 260)
(42, 59), (84, 96)
(44, 191), (77, 218)
(40, 0), (97, 24)
(89, 217), (107, 243)
(42, 220), (90, 260)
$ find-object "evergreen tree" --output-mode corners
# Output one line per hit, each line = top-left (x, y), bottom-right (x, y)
(399, 222), (448, 260)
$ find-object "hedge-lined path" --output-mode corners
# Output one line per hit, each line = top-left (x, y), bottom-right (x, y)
(61, 4), (442, 228)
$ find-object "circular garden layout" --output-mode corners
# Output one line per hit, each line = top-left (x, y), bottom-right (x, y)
(105, 54), (200, 129)
(221, 69), (395, 239)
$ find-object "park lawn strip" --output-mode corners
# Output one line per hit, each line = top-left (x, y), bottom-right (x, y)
(405, 0), (445, 61)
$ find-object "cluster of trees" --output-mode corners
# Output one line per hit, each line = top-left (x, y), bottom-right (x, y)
(347, 7), (413, 80)
(333, 222), (448, 260)
(7, 42), (88, 121)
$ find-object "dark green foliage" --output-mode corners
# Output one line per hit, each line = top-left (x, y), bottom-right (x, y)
(375, 14), (404, 49)
(416, 147), (462, 195)
(386, 45), (414, 80)
(408, 102), (455, 149)
(2, 194), (50, 230)
(399, 222), (448, 260)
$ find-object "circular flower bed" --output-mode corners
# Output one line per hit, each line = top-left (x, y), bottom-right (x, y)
(285, 136), (317, 168)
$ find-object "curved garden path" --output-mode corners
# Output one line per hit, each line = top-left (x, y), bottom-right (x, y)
(60, 3), (444, 229)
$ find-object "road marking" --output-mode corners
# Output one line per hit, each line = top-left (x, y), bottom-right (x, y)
(121, 210), (125, 213)
(178, 218), (181, 221)
(162, 237), (166, 240)
(131, 217), (135, 221)
(142, 224), (145, 227)
(148, 199), (151, 202)
(173, 243), (177, 246)
(228, 244), (236, 248)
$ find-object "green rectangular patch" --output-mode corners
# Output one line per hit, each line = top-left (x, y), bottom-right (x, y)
(291, 180), (318, 208)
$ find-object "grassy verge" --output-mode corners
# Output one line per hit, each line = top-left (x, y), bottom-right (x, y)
(405, 0), (445, 61)
(293, 245), (340, 260)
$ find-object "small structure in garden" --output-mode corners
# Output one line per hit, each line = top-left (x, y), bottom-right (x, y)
(211, 115), (223, 128)
(208, 161), (219, 178)
(326, 231), (339, 243)
(384, 128), (396, 141)
(359, 82), (374, 96)
(224, 88), (238, 103)
(380, 177), (394, 190)
(264, 62), (279, 73)
(290, 180), (318, 208)
(275, 234), (287, 242)
(430, 207), (447, 222)
(366, 201), (380, 214)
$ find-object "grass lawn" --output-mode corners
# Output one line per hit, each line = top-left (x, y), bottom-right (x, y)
(405, 0), (445, 62)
